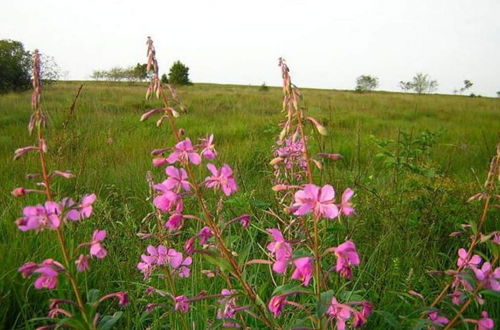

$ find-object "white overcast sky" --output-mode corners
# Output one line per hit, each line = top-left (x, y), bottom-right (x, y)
(1, 0), (499, 96)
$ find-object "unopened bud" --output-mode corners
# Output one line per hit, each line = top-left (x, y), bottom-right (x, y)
(11, 187), (26, 197)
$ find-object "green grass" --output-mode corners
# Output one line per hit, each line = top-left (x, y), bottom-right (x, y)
(1, 81), (499, 329)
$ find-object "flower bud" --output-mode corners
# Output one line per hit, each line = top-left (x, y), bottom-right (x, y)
(11, 187), (27, 197)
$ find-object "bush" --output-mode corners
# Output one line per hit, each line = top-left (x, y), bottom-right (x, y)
(0, 39), (31, 93)
(168, 61), (192, 86)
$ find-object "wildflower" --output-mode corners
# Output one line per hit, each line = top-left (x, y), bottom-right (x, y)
(325, 297), (351, 330)
(427, 310), (449, 327)
(456, 248), (481, 268)
(75, 255), (90, 272)
(29, 259), (65, 290)
(18, 262), (38, 278)
(153, 185), (183, 213)
(338, 188), (355, 216)
(472, 262), (500, 291)
(198, 227), (213, 244)
(291, 257), (313, 286)
(165, 213), (184, 231)
(266, 228), (293, 274)
(66, 194), (96, 221)
(332, 240), (360, 279)
(174, 295), (190, 312)
(163, 166), (190, 191)
(200, 134), (217, 160)
(89, 230), (107, 259)
(16, 202), (62, 231)
(268, 295), (287, 318)
(205, 164), (238, 196)
(166, 138), (201, 165)
(477, 311), (494, 330)
(293, 184), (339, 219)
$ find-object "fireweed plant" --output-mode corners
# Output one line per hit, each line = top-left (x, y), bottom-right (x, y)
(136, 37), (277, 328)
(13, 50), (128, 329)
(413, 143), (499, 329)
(255, 58), (372, 329)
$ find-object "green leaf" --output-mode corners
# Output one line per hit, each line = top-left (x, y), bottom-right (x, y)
(203, 253), (233, 273)
(272, 283), (312, 296)
(374, 310), (400, 329)
(481, 289), (500, 301)
(99, 311), (123, 330)
(87, 288), (101, 304)
(316, 290), (334, 316)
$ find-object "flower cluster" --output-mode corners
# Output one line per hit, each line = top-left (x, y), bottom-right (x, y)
(137, 245), (192, 279)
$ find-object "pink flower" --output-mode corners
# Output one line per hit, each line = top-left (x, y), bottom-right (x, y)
(291, 257), (313, 286)
(427, 311), (449, 326)
(66, 194), (96, 221)
(332, 240), (360, 279)
(449, 290), (465, 305)
(266, 228), (293, 274)
(18, 262), (38, 278)
(472, 262), (500, 291)
(204, 164), (238, 196)
(16, 202), (62, 231)
(200, 134), (217, 160)
(352, 301), (373, 327)
(338, 188), (355, 216)
(198, 227), (213, 244)
(25, 259), (65, 290)
(268, 295), (287, 318)
(153, 184), (183, 213)
(457, 248), (482, 268)
(90, 230), (107, 259)
(477, 311), (494, 330)
(163, 166), (190, 191)
(293, 184), (339, 219)
(174, 295), (190, 312)
(166, 138), (201, 165)
(75, 255), (90, 272)
(165, 213), (184, 231)
(326, 298), (351, 330)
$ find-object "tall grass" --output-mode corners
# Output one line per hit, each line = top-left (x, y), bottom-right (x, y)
(0, 81), (498, 328)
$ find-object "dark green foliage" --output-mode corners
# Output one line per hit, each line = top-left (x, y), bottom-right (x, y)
(168, 60), (192, 86)
(0, 39), (31, 93)
(161, 73), (168, 84)
(355, 75), (378, 92)
(259, 82), (269, 92)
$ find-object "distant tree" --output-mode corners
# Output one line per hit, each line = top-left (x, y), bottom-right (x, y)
(40, 55), (61, 83)
(355, 75), (379, 92)
(399, 81), (412, 92)
(400, 73), (438, 94)
(168, 61), (192, 86)
(133, 63), (148, 81)
(259, 82), (269, 92)
(161, 73), (169, 84)
(0, 39), (31, 93)
(459, 79), (473, 94)
(91, 70), (106, 80)
(497, 91), (500, 98)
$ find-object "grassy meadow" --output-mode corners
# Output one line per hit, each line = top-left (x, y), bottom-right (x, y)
(0, 81), (499, 329)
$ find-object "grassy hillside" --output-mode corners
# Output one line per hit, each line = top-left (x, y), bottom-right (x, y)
(0, 81), (498, 328)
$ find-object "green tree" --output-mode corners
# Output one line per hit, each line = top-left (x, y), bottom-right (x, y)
(133, 63), (148, 81)
(400, 73), (438, 94)
(355, 75), (379, 92)
(161, 73), (168, 84)
(0, 39), (31, 93)
(168, 61), (192, 86)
